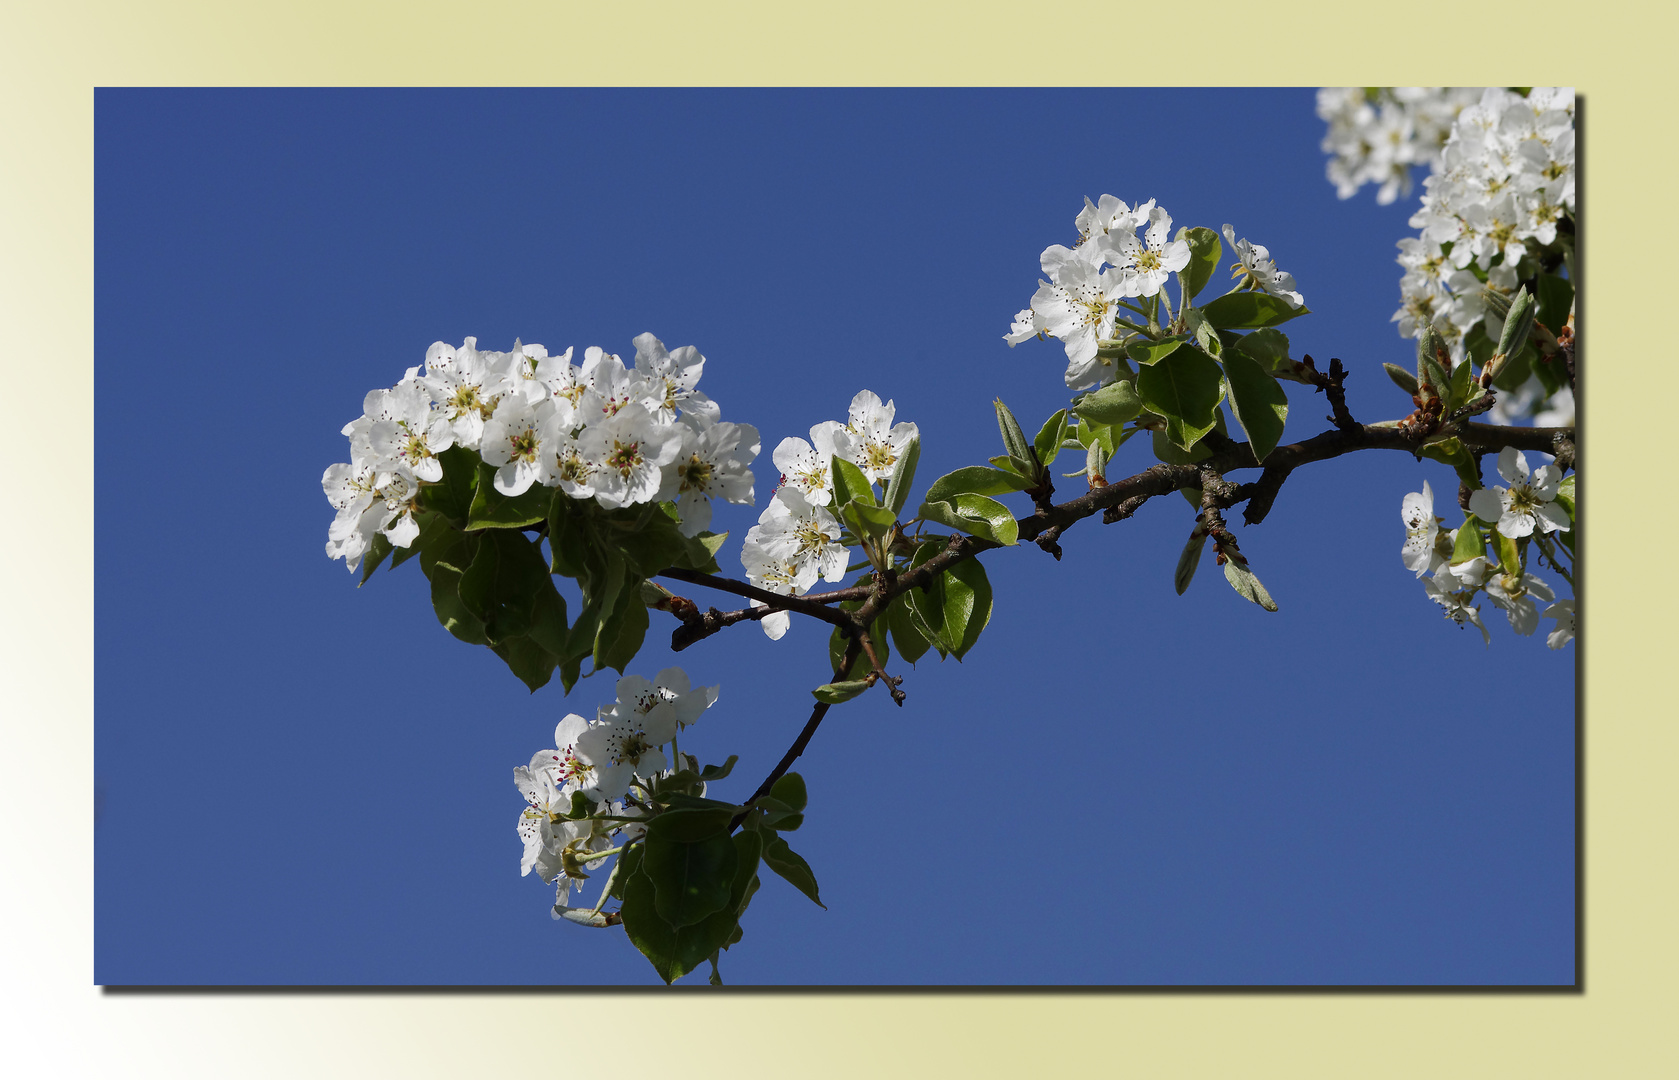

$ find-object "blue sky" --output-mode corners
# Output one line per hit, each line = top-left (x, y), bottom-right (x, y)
(94, 88), (1574, 986)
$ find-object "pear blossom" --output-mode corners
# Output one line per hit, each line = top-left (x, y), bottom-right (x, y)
(1221, 224), (1305, 309)
(575, 695), (680, 800)
(364, 380), (454, 482)
(1467, 447), (1568, 538)
(1543, 598), (1575, 650)
(422, 337), (501, 450)
(1421, 575), (1491, 645)
(610, 668), (720, 731)
(1099, 202), (1191, 299)
(480, 396), (560, 497)
(1483, 568), (1555, 636)
(1003, 306), (1045, 347)
(1027, 244), (1129, 389)
(745, 488), (848, 588)
(660, 418), (759, 536)
(771, 422), (848, 505)
(838, 390), (919, 484)
(1401, 480), (1444, 577)
(578, 402), (684, 509)
(633, 333), (718, 425)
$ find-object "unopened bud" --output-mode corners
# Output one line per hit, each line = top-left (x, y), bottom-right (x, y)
(1495, 285), (1537, 359)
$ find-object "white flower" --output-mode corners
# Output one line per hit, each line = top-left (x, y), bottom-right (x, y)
(365, 379), (453, 482)
(1467, 447), (1568, 538)
(1543, 598), (1575, 649)
(1003, 306), (1045, 347)
(1099, 202), (1191, 300)
(633, 333), (717, 426)
(422, 338), (501, 450)
(578, 402), (684, 509)
(838, 390), (918, 484)
(771, 421), (848, 506)
(747, 487), (848, 587)
(1422, 576), (1491, 645)
(1027, 244), (1128, 389)
(1483, 568), (1555, 636)
(536, 414), (599, 500)
(659, 418), (759, 536)
(613, 667), (720, 731)
(480, 396), (559, 497)
(1221, 224), (1305, 309)
(575, 695), (680, 800)
(1401, 480), (1444, 577)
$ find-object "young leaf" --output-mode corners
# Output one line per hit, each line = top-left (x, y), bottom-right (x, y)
(916, 493), (1019, 546)
(1174, 526), (1208, 595)
(642, 831), (740, 929)
(1452, 517), (1486, 566)
(884, 436), (921, 517)
(922, 466), (1032, 503)
(1177, 225), (1222, 302)
(1125, 337), (1187, 367)
(993, 398), (1033, 463)
(1032, 410), (1069, 468)
(769, 772), (808, 813)
(1222, 559), (1279, 611)
(830, 455), (876, 508)
(466, 463), (555, 529)
(885, 593), (934, 666)
(1382, 363), (1420, 395)
(1074, 381), (1143, 427)
(762, 836), (826, 909)
(812, 680), (870, 704)
(942, 558), (993, 661)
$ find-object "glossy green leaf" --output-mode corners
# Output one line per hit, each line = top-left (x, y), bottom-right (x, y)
(678, 531), (728, 575)
(1445, 350), (1475, 412)
(843, 500), (898, 541)
(993, 398), (1033, 463)
(1184, 305), (1221, 357)
(389, 510), (452, 571)
(1200, 291), (1309, 330)
(884, 436), (920, 517)
(620, 841), (752, 985)
(1137, 348), (1226, 451)
(1220, 348), (1288, 463)
(1222, 559), (1279, 611)
(1125, 337), (1187, 367)
(830, 455), (875, 509)
(459, 530), (552, 642)
(916, 493), (1019, 546)
(1227, 327), (1308, 383)
(762, 836), (825, 909)
(357, 533), (393, 587)
(942, 558), (993, 661)
(1452, 517), (1486, 566)
(609, 504), (690, 577)
(1178, 226), (1222, 303)
(903, 541), (950, 660)
(489, 635), (558, 693)
(1032, 410), (1069, 468)
(922, 466), (1031, 504)
(593, 586), (649, 674)
(430, 562), (489, 645)
(645, 807), (735, 844)
(467, 464), (554, 529)
(885, 593), (933, 666)
(1535, 272), (1573, 334)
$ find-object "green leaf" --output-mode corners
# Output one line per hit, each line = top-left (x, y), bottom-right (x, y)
(827, 618), (874, 682)
(429, 562), (490, 646)
(922, 467), (1031, 504)
(466, 463), (554, 529)
(812, 680), (870, 704)
(609, 504), (691, 577)
(1495, 285), (1537, 358)
(357, 533), (393, 587)
(1074, 380), (1143, 427)
(1554, 474), (1576, 521)
(458, 530), (552, 642)
(903, 541), (950, 660)
(762, 836), (825, 909)
(593, 588), (649, 674)
(1226, 327), (1309, 384)
(489, 635), (558, 693)
(942, 558), (993, 661)
(987, 453), (1038, 477)
(1452, 517), (1486, 566)
(916, 492), (1019, 546)
(677, 531), (727, 575)
(547, 495), (590, 578)
(1174, 526), (1207, 596)
(1032, 410), (1069, 468)
(843, 500), (898, 541)
(885, 593), (933, 666)
(1220, 348), (1288, 463)
(830, 455), (875, 509)
(645, 807), (735, 843)
(993, 398), (1033, 463)
(1200, 291), (1309, 330)
(620, 836), (756, 985)
(1382, 363), (1420, 396)
(641, 831), (739, 929)
(1417, 326), (1450, 400)
(1184, 306), (1221, 357)
(1535, 271), (1573, 334)
(1136, 347), (1226, 451)
(1446, 351), (1475, 413)
(1178, 226), (1222, 303)
(1125, 337), (1187, 367)
(699, 756), (739, 782)
(769, 773), (808, 813)
(417, 445), (480, 523)
(1222, 559), (1279, 611)
(884, 437), (920, 517)
(390, 510), (452, 571)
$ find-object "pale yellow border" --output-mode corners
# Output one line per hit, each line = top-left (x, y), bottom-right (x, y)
(3, 2), (1670, 1076)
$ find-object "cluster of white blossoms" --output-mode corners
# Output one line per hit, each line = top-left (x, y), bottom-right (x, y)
(1401, 449), (1573, 648)
(323, 334), (759, 572)
(1389, 87), (1575, 423)
(1004, 196), (1302, 391)
(514, 668), (720, 905)
(742, 391), (919, 640)
(1317, 87), (1484, 204)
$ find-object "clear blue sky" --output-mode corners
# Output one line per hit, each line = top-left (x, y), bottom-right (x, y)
(95, 88), (1574, 986)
